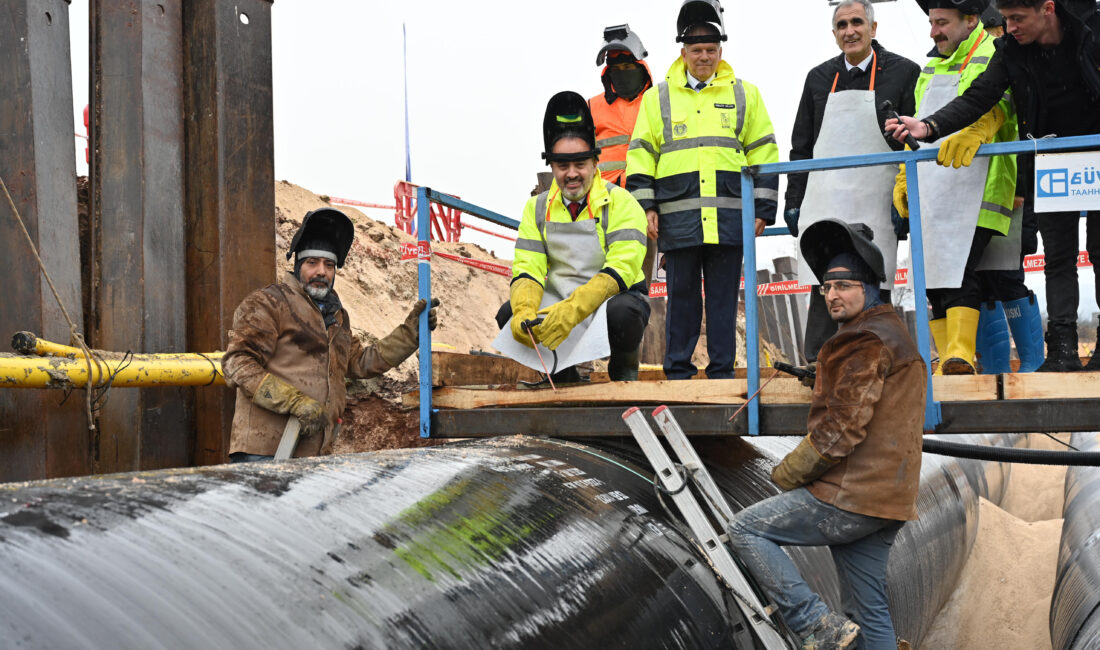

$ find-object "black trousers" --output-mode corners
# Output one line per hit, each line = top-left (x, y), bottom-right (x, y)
(495, 288), (651, 353)
(1037, 210), (1100, 328)
(928, 227), (995, 319)
(662, 245), (743, 379)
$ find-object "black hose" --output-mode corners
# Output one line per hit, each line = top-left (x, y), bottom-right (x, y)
(922, 438), (1100, 465)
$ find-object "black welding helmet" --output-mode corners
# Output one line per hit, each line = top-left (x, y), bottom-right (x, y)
(596, 24), (648, 65)
(800, 219), (886, 285)
(286, 208), (355, 268)
(541, 91), (601, 163)
(980, 3), (1005, 27)
(917, 0), (989, 14)
(676, 0), (728, 43)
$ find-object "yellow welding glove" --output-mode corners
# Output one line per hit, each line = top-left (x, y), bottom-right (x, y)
(771, 435), (839, 490)
(893, 163), (909, 220)
(533, 272), (620, 351)
(509, 277), (545, 348)
(252, 373), (326, 438)
(937, 105), (1006, 169)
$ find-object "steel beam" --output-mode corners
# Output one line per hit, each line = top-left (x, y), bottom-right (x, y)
(431, 400), (1100, 438)
(183, 0), (275, 465)
(0, 0), (87, 481)
(89, 0), (190, 472)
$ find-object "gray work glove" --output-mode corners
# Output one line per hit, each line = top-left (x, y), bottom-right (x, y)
(253, 373), (326, 438)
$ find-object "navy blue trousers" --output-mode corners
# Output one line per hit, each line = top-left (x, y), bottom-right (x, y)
(663, 244), (743, 379)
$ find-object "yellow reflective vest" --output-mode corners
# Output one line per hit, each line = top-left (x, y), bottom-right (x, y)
(512, 177), (648, 290)
(625, 58), (779, 251)
(916, 25), (1017, 234)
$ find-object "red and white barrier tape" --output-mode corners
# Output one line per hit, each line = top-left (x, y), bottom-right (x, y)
(400, 242), (511, 277)
(400, 241), (1093, 297)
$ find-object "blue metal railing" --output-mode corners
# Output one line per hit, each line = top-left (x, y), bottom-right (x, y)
(740, 133), (1100, 436)
(417, 187), (519, 436)
(416, 134), (1100, 437)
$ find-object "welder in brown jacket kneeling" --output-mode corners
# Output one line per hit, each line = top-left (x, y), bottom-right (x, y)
(222, 208), (439, 462)
(727, 218), (926, 650)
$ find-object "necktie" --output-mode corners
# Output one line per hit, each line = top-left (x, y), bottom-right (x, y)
(696, 81), (707, 91)
(567, 201), (582, 220)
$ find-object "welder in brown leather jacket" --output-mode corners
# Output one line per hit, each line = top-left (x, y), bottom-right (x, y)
(727, 219), (926, 650)
(222, 208), (439, 462)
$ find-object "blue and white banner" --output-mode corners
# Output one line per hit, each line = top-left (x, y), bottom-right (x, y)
(1034, 151), (1100, 213)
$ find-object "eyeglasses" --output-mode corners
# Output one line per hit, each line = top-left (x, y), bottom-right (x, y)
(819, 281), (861, 295)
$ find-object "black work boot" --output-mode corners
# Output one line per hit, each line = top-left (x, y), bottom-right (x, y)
(607, 348), (641, 381)
(1037, 325), (1084, 372)
(1084, 326), (1100, 371)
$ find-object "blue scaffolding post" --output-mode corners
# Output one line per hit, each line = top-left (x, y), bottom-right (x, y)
(415, 188), (520, 438)
(740, 172), (761, 435)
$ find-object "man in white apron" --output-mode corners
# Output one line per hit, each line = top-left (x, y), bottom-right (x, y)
(493, 91), (650, 382)
(787, 0), (920, 363)
(893, 0), (1019, 375)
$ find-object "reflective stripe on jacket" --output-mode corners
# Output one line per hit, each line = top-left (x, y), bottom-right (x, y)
(590, 60), (653, 187)
(916, 25), (1018, 235)
(625, 58), (779, 252)
(223, 272), (393, 457)
(512, 178), (648, 290)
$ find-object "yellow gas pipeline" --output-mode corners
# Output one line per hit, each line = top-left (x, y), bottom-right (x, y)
(4, 332), (224, 388)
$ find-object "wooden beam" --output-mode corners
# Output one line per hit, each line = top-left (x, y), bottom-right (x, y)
(1002, 372), (1100, 400)
(408, 378), (814, 409)
(430, 352), (540, 387)
(413, 374), (997, 410)
(0, 0), (87, 481)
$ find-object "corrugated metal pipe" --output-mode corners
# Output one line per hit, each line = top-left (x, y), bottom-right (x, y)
(1051, 431), (1100, 649)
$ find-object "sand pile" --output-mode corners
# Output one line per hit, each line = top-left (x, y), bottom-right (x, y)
(920, 433), (1069, 649)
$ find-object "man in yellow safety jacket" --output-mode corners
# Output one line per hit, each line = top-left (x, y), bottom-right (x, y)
(625, 0), (780, 379)
(493, 91), (650, 382)
(893, 0), (1019, 374)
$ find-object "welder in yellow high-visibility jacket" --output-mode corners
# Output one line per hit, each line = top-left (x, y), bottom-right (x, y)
(492, 91), (650, 382)
(625, 0), (780, 379)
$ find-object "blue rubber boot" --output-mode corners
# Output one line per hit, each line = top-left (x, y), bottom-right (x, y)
(1004, 293), (1045, 373)
(976, 301), (1011, 374)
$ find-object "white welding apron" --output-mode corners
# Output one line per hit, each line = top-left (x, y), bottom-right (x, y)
(976, 203), (1023, 271)
(913, 72), (992, 288)
(493, 200), (611, 372)
(798, 56), (899, 290)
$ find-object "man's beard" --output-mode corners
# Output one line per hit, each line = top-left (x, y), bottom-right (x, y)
(302, 275), (332, 300)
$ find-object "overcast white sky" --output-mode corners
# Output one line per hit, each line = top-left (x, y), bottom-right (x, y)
(66, 0), (1097, 320)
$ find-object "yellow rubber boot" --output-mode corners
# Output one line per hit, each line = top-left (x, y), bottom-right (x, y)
(941, 307), (980, 375)
(929, 318), (947, 376)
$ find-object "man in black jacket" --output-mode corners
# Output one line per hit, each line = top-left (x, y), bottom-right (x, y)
(785, 0), (921, 363)
(887, 0), (1100, 371)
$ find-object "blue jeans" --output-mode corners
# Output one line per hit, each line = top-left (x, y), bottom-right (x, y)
(727, 488), (903, 650)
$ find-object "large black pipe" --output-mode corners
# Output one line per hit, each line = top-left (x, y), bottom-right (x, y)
(1051, 431), (1100, 649)
(0, 433), (1025, 649)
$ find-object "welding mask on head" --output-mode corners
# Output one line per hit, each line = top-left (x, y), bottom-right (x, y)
(541, 91), (601, 164)
(287, 208), (355, 268)
(676, 0), (728, 43)
(800, 219), (886, 285)
(597, 24), (648, 65)
(916, 0), (989, 15)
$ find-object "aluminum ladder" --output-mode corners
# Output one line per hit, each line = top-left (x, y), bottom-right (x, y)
(623, 405), (791, 650)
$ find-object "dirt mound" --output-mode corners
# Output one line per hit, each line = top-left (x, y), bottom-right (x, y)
(275, 180), (511, 450)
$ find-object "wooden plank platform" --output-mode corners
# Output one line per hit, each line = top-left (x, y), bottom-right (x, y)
(1003, 372), (1100, 400)
(407, 375), (998, 409)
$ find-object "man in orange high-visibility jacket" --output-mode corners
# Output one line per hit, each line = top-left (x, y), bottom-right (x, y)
(589, 24), (653, 188)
